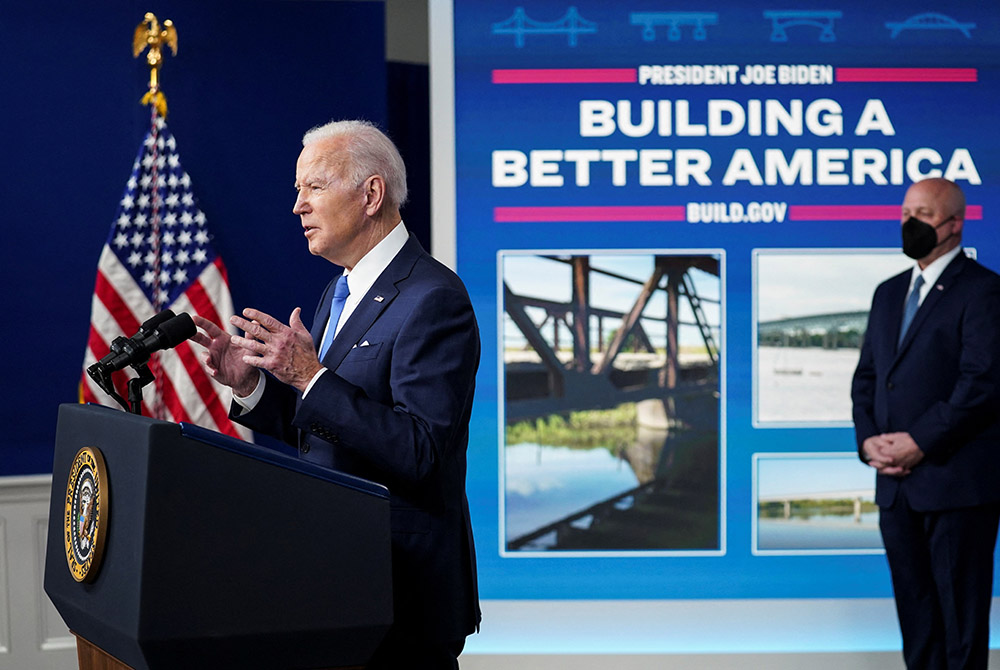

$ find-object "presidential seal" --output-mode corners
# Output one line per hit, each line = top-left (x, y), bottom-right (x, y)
(64, 447), (109, 583)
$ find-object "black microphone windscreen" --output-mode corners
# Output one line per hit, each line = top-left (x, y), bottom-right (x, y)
(156, 313), (197, 349)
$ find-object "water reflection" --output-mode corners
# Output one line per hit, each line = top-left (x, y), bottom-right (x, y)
(757, 511), (883, 551)
(505, 443), (639, 541)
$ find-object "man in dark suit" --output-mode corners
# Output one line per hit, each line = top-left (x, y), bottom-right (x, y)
(192, 120), (481, 668)
(852, 177), (1000, 669)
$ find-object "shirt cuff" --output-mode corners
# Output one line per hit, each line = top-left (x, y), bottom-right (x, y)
(232, 370), (266, 414)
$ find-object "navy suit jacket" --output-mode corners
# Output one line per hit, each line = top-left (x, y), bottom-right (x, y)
(233, 234), (481, 642)
(852, 252), (1000, 511)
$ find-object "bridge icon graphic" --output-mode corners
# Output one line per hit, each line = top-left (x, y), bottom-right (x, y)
(629, 12), (719, 42)
(492, 6), (597, 48)
(885, 12), (976, 39)
(763, 10), (842, 42)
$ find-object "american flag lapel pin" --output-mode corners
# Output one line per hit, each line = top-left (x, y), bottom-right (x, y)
(936, 285), (944, 291)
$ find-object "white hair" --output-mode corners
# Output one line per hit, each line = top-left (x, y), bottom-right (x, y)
(302, 119), (408, 210)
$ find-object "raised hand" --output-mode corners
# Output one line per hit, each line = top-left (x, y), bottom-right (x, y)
(190, 314), (260, 397)
(229, 307), (324, 392)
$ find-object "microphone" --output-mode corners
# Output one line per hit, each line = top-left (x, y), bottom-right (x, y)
(88, 312), (196, 378)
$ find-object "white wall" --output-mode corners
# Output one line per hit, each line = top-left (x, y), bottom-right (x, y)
(0, 476), (76, 670)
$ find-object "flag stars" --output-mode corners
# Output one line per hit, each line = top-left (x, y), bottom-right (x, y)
(107, 125), (222, 307)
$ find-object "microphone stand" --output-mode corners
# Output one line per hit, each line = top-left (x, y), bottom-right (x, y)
(88, 366), (130, 413)
(87, 360), (156, 415)
(126, 362), (156, 415)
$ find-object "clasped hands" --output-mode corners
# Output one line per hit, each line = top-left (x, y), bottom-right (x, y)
(191, 308), (323, 396)
(862, 432), (924, 477)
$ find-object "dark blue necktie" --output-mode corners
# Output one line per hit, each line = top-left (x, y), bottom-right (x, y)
(898, 274), (924, 345)
(318, 275), (350, 359)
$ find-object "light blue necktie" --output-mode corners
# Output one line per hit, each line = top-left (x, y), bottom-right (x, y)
(898, 274), (924, 345)
(318, 275), (350, 359)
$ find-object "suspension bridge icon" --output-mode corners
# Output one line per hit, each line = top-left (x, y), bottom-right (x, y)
(630, 12), (719, 42)
(763, 10), (842, 42)
(492, 6), (597, 47)
(885, 12), (976, 39)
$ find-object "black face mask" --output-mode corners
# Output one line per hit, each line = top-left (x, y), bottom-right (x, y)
(901, 216), (952, 260)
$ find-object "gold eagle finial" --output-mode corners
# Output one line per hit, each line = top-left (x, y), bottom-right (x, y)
(132, 12), (178, 118)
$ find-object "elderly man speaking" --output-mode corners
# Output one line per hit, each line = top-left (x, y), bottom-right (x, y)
(192, 120), (481, 669)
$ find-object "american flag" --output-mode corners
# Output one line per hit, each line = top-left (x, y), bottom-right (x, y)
(81, 111), (250, 440)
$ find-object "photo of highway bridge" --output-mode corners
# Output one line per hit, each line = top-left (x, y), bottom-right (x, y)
(501, 251), (722, 553)
(754, 249), (915, 426)
(753, 453), (882, 554)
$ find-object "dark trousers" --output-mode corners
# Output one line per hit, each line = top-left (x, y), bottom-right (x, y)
(879, 489), (1000, 670)
(365, 626), (466, 670)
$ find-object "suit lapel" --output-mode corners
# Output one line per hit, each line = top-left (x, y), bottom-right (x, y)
(318, 235), (423, 370)
(894, 253), (968, 358)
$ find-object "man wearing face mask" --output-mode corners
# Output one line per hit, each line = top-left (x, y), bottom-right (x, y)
(851, 177), (1000, 669)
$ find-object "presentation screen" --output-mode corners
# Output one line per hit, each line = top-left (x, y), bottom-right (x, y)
(444, 0), (999, 653)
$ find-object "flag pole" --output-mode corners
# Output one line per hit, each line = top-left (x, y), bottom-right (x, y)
(133, 12), (177, 417)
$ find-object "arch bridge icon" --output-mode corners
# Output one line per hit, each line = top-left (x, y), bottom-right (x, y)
(886, 12), (976, 39)
(763, 10), (842, 42)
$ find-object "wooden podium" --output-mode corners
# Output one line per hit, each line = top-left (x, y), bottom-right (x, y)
(45, 404), (392, 670)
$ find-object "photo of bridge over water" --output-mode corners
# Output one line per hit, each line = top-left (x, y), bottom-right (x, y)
(754, 249), (915, 426)
(501, 251), (722, 553)
(754, 453), (881, 554)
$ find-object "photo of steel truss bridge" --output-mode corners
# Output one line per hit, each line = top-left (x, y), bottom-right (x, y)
(501, 252), (722, 553)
